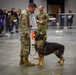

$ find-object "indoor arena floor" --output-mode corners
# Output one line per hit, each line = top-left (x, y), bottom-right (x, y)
(0, 28), (76, 75)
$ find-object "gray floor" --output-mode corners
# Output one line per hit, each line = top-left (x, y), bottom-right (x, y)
(0, 28), (76, 75)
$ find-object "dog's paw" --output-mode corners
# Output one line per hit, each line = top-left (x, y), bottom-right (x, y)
(36, 64), (43, 67)
(60, 58), (65, 66)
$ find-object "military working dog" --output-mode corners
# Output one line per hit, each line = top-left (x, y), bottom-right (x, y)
(34, 34), (65, 66)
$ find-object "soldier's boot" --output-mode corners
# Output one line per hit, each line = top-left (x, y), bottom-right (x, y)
(20, 56), (24, 65)
(60, 57), (65, 66)
(24, 57), (35, 67)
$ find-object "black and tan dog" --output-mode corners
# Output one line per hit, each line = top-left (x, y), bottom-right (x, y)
(34, 34), (65, 66)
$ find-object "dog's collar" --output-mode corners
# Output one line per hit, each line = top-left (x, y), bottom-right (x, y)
(36, 40), (43, 42)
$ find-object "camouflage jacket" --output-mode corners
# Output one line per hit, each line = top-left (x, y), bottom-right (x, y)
(36, 11), (49, 28)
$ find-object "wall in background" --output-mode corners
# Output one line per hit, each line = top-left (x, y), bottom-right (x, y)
(0, 0), (76, 13)
(0, 0), (29, 11)
(65, 0), (76, 13)
(34, 0), (47, 13)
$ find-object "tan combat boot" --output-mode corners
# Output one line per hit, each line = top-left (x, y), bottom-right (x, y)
(24, 57), (35, 67)
(20, 56), (24, 65)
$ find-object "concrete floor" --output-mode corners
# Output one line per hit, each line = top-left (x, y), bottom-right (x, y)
(0, 28), (76, 75)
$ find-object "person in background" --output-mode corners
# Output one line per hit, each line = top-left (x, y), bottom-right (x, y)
(17, 9), (21, 24)
(10, 7), (18, 34)
(2, 8), (9, 34)
(0, 9), (4, 34)
(32, 5), (49, 46)
(67, 9), (74, 29)
(2, 8), (11, 34)
(0, 8), (7, 35)
(16, 9), (21, 32)
(57, 8), (62, 14)
(6, 11), (11, 34)
(36, 5), (49, 41)
(19, 3), (37, 66)
(35, 5), (49, 66)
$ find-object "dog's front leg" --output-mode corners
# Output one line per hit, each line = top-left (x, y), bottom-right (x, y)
(36, 54), (40, 66)
(41, 56), (44, 65)
(36, 54), (44, 66)
(38, 55), (44, 66)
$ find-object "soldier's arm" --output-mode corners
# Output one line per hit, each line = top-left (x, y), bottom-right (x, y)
(36, 15), (43, 24)
(20, 14), (27, 23)
(36, 14), (40, 23)
(20, 14), (29, 36)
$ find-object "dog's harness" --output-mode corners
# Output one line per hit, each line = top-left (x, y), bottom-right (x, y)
(36, 40), (47, 55)
(42, 41), (47, 54)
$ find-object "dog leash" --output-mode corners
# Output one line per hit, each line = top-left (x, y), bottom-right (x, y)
(29, 38), (37, 56)
(29, 49), (37, 56)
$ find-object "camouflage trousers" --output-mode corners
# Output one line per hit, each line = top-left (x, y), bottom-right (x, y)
(20, 36), (30, 57)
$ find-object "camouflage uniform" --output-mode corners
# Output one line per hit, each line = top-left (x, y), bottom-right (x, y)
(19, 9), (35, 66)
(36, 11), (49, 40)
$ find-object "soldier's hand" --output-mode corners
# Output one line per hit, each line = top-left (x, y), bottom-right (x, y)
(36, 20), (43, 24)
(29, 24), (32, 27)
(39, 21), (43, 24)
(36, 20), (40, 23)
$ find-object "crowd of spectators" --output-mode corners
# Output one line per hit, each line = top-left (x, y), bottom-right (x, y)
(0, 7), (21, 35)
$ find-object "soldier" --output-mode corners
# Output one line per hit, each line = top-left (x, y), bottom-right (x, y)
(35, 5), (49, 66)
(36, 5), (49, 41)
(19, 3), (37, 66)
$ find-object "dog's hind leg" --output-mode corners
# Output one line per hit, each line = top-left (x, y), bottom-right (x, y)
(55, 50), (65, 66)
(60, 47), (65, 65)
(60, 57), (65, 66)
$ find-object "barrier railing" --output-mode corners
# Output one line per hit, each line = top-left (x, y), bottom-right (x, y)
(48, 13), (76, 29)
(59, 13), (76, 29)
